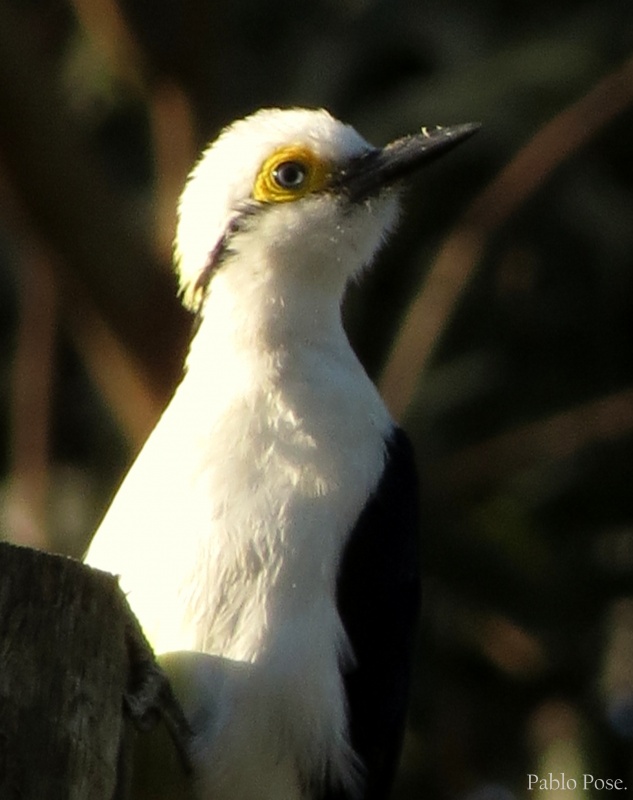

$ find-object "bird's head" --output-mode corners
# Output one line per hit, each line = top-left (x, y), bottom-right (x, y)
(175, 107), (478, 313)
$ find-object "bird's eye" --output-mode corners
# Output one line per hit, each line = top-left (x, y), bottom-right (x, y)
(272, 161), (307, 190)
(253, 145), (329, 204)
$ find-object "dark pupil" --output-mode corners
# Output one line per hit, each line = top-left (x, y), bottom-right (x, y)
(273, 161), (307, 189)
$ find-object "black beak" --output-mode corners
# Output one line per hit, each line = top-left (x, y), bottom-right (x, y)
(333, 122), (480, 202)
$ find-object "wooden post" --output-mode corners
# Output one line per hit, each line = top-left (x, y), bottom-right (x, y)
(0, 541), (191, 799)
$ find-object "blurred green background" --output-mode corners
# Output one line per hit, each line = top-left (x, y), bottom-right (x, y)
(1, 0), (633, 797)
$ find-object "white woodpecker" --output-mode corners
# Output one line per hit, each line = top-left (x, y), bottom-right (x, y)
(86, 107), (478, 800)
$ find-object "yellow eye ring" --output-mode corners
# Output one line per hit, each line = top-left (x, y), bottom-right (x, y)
(253, 145), (330, 203)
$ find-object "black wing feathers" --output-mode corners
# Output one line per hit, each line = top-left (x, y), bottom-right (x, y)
(331, 426), (421, 800)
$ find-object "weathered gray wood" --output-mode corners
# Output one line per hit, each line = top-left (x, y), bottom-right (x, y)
(0, 542), (191, 799)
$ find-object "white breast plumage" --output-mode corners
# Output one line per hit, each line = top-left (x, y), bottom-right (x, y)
(87, 268), (393, 798)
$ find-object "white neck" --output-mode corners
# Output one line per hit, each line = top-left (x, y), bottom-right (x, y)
(189, 244), (348, 355)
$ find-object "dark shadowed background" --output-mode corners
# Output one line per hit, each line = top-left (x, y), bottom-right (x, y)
(1, 0), (633, 797)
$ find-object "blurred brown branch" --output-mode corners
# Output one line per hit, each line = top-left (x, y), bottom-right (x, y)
(71, 0), (146, 90)
(0, 1), (190, 410)
(431, 385), (633, 494)
(380, 51), (633, 421)
(4, 242), (57, 549)
(71, 0), (199, 260)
